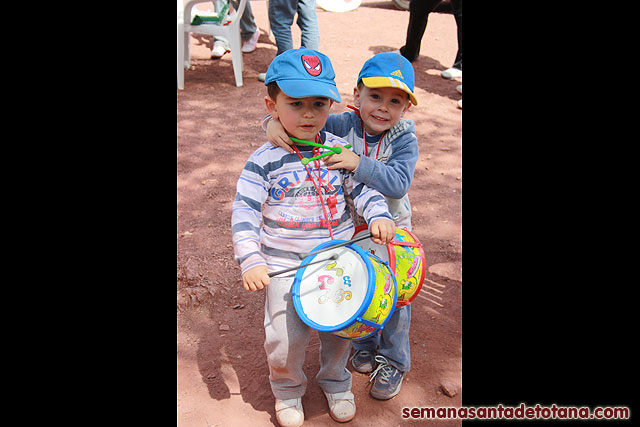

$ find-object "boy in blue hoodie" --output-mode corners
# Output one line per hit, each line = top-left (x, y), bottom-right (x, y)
(264, 52), (420, 400)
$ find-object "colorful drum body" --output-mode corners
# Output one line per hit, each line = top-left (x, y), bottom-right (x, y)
(292, 240), (397, 340)
(352, 225), (426, 306)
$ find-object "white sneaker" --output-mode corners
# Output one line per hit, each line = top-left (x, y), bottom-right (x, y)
(241, 30), (260, 53)
(441, 67), (462, 79)
(210, 39), (230, 58)
(257, 72), (266, 82)
(275, 398), (304, 427)
(323, 390), (356, 423)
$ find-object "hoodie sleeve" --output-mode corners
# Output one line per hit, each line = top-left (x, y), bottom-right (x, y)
(323, 111), (359, 137)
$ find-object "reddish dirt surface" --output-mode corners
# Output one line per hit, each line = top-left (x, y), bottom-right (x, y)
(177, 1), (462, 425)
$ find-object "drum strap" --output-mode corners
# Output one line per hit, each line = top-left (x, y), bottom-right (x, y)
(291, 134), (335, 240)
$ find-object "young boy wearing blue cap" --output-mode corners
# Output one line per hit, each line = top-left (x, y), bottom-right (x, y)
(232, 48), (397, 427)
(264, 52), (420, 401)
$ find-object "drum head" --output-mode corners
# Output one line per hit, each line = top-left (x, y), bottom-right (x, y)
(293, 241), (374, 332)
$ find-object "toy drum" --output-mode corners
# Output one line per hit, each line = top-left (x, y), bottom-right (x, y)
(352, 225), (426, 306)
(292, 240), (397, 340)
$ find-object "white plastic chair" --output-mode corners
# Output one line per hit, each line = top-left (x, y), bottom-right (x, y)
(178, 0), (248, 89)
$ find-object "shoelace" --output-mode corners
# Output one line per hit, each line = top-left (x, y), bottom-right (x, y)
(368, 355), (396, 384)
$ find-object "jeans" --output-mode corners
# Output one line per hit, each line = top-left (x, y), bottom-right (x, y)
(352, 304), (412, 372)
(268, 0), (319, 56)
(400, 0), (462, 70)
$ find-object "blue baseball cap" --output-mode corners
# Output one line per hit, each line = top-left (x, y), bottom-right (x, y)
(357, 52), (418, 105)
(264, 48), (342, 103)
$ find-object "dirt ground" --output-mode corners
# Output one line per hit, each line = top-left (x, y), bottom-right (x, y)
(177, 1), (462, 425)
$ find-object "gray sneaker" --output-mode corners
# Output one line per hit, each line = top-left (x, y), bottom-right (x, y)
(368, 355), (405, 400)
(350, 349), (375, 373)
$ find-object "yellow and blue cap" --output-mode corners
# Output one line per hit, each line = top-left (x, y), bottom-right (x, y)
(357, 52), (418, 105)
(264, 48), (342, 103)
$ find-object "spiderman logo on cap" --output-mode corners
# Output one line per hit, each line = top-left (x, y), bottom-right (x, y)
(301, 55), (322, 76)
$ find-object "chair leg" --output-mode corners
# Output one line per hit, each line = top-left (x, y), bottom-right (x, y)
(177, 25), (185, 90)
(183, 28), (191, 69)
(229, 32), (243, 87)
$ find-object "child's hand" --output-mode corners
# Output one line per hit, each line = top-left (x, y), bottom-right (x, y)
(323, 148), (360, 171)
(242, 265), (270, 291)
(369, 219), (396, 245)
(266, 118), (294, 154)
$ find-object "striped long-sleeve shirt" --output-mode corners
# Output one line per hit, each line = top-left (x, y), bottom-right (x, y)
(262, 111), (419, 229)
(232, 131), (393, 275)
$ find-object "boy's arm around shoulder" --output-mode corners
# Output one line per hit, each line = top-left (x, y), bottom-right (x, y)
(353, 120), (419, 199)
(323, 110), (360, 138)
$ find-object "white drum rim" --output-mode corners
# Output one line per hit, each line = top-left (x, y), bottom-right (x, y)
(292, 240), (376, 333)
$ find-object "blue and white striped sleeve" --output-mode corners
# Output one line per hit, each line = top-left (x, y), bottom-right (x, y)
(344, 173), (393, 225)
(231, 155), (269, 274)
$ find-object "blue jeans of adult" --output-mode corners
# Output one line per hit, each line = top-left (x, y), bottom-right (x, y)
(268, 0), (319, 56)
(352, 304), (411, 372)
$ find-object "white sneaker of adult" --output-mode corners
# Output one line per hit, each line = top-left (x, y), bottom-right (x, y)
(210, 39), (230, 58)
(441, 67), (462, 79)
(241, 31), (260, 53)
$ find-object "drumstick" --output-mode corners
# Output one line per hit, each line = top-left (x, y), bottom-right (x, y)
(268, 254), (339, 278)
(289, 136), (337, 150)
(301, 145), (352, 165)
(298, 232), (373, 259)
(289, 136), (352, 165)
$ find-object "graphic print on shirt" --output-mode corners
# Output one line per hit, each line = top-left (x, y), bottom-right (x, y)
(270, 167), (340, 201)
(271, 166), (344, 229)
(294, 186), (319, 211)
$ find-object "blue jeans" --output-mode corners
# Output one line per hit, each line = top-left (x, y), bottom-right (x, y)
(352, 304), (411, 372)
(268, 0), (319, 56)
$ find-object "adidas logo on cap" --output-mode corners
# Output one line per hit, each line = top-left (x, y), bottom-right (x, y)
(390, 69), (404, 79)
